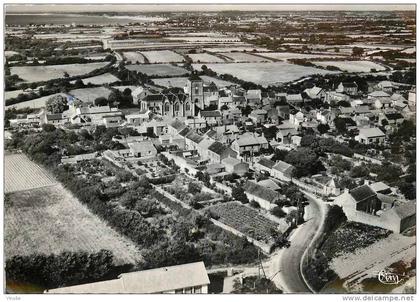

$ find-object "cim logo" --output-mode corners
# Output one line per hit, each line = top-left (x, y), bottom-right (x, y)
(376, 269), (405, 285)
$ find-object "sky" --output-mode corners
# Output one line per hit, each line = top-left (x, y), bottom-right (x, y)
(5, 4), (416, 13)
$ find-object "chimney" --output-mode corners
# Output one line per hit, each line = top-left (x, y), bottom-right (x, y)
(344, 188), (349, 194)
(364, 179), (370, 186)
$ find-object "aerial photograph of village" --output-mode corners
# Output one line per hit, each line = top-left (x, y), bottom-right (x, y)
(2, 2), (416, 298)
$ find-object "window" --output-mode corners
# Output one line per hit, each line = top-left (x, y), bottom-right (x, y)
(193, 286), (202, 293)
(184, 287), (192, 294)
(186, 102), (190, 111)
(174, 102), (180, 112)
(175, 289), (183, 294)
(164, 102), (170, 112)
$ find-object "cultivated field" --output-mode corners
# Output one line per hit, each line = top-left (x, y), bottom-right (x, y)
(10, 62), (108, 83)
(311, 60), (386, 72)
(5, 153), (57, 193)
(152, 75), (235, 88)
(257, 52), (345, 61)
(126, 64), (189, 77)
(80, 73), (120, 85)
(208, 202), (278, 243)
(5, 184), (142, 265)
(187, 53), (225, 63)
(6, 93), (67, 110)
(68, 87), (112, 103)
(140, 50), (185, 63)
(5, 89), (25, 100)
(219, 52), (271, 63)
(123, 51), (146, 63)
(192, 62), (337, 86)
(204, 46), (270, 52)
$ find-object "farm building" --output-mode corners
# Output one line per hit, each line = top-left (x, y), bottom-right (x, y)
(336, 82), (358, 96)
(69, 105), (123, 126)
(254, 158), (276, 175)
(128, 141), (157, 158)
(198, 110), (222, 126)
(304, 86), (325, 100)
(334, 185), (416, 233)
(243, 180), (282, 210)
(207, 141), (237, 163)
(46, 261), (210, 294)
(221, 157), (249, 176)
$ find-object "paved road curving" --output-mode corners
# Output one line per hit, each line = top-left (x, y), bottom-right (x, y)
(270, 194), (325, 293)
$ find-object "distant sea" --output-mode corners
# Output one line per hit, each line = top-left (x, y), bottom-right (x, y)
(5, 13), (166, 25)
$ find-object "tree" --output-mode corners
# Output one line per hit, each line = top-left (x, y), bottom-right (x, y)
(284, 147), (325, 177)
(46, 94), (68, 113)
(317, 123), (330, 134)
(94, 97), (109, 106)
(42, 124), (56, 132)
(334, 118), (347, 134)
(188, 182), (202, 195)
(352, 47), (364, 57)
(232, 186), (249, 204)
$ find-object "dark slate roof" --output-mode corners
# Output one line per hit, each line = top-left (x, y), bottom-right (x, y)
(144, 94), (165, 102)
(208, 141), (228, 155)
(349, 184), (376, 202)
(341, 82), (358, 88)
(391, 202), (416, 219)
(243, 181), (281, 203)
(179, 127), (191, 137)
(385, 113), (404, 120)
(201, 110), (221, 118)
(186, 131), (204, 144)
(257, 158), (276, 169)
(170, 119), (187, 131)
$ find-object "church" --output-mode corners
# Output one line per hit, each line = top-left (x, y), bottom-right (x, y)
(139, 74), (205, 117)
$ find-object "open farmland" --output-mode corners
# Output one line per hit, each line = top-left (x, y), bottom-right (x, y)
(204, 46), (270, 52)
(187, 53), (225, 63)
(126, 64), (189, 77)
(10, 62), (108, 83)
(257, 52), (346, 61)
(152, 75), (235, 88)
(5, 153), (57, 193)
(80, 73), (120, 85)
(219, 52), (272, 62)
(68, 87), (112, 103)
(208, 202), (278, 244)
(140, 50), (185, 63)
(311, 60), (386, 72)
(6, 92), (67, 109)
(5, 184), (142, 265)
(122, 51), (146, 63)
(192, 62), (338, 86)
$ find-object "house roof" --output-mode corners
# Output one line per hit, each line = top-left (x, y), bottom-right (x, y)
(349, 184), (376, 202)
(221, 156), (242, 167)
(246, 89), (262, 99)
(243, 181), (281, 203)
(200, 110), (221, 118)
(46, 261), (209, 294)
(388, 202), (416, 219)
(257, 157), (276, 169)
(286, 94), (303, 102)
(369, 91), (390, 97)
(208, 141), (231, 156)
(304, 86), (323, 98)
(257, 179), (281, 191)
(170, 119), (187, 131)
(341, 82), (358, 88)
(385, 112), (404, 120)
(358, 127), (385, 138)
(186, 131), (204, 144)
(370, 181), (390, 193)
(46, 113), (63, 120)
(272, 160), (294, 174)
(235, 134), (268, 147)
(128, 141), (156, 154)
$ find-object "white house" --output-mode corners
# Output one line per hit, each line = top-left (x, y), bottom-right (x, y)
(355, 127), (386, 145)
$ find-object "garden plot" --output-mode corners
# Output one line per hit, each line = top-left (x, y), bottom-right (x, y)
(187, 53), (225, 63)
(68, 87), (112, 103)
(5, 184), (142, 265)
(140, 50), (185, 63)
(80, 73), (120, 85)
(192, 62), (337, 86)
(257, 52), (344, 61)
(208, 202), (279, 244)
(311, 60), (386, 72)
(5, 153), (57, 193)
(10, 62), (108, 83)
(123, 51), (146, 63)
(126, 64), (189, 77)
(219, 52), (272, 63)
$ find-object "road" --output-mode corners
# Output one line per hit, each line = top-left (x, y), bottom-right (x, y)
(269, 193), (325, 293)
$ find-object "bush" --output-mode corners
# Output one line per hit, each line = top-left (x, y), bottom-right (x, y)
(249, 200), (260, 208)
(270, 206), (286, 218)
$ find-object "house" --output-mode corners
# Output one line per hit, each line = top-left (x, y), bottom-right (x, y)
(198, 110), (222, 126)
(232, 95), (246, 107)
(249, 109), (267, 124)
(304, 86), (325, 100)
(370, 182), (392, 195)
(381, 112), (405, 126)
(246, 89), (262, 104)
(139, 119), (167, 136)
(128, 141), (157, 158)
(203, 82), (219, 107)
(125, 110), (151, 126)
(213, 125), (240, 143)
(257, 179), (281, 191)
(316, 109), (335, 124)
(131, 86), (146, 105)
(103, 114), (123, 128)
(254, 157), (276, 175)
(218, 96), (233, 109)
(223, 108), (242, 122)
(325, 91), (351, 104)
(185, 117), (207, 130)
(374, 97), (393, 109)
(271, 160), (295, 181)
(377, 81), (395, 93)
(276, 129), (299, 144)
(221, 157), (249, 176)
(311, 174), (340, 196)
(43, 113), (66, 125)
(207, 141), (237, 163)
(336, 82), (358, 96)
(243, 181), (282, 210)
(289, 111), (305, 127)
(408, 88), (416, 111)
(368, 90), (390, 100)
(355, 127), (386, 145)
(168, 119), (187, 136)
(197, 137), (216, 160)
(70, 105), (122, 125)
(46, 261), (210, 294)
(334, 185), (416, 233)
(231, 133), (269, 156)
(286, 94), (303, 106)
